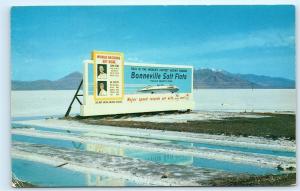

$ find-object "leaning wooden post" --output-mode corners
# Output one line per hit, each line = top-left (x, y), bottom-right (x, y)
(65, 79), (83, 117)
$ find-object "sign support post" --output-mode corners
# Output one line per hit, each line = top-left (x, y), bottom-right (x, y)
(64, 79), (83, 117)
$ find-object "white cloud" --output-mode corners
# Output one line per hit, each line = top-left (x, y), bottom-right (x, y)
(129, 28), (295, 60)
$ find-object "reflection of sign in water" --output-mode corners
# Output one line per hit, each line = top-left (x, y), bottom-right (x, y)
(84, 140), (193, 186)
(85, 142), (194, 166)
(86, 173), (126, 186)
(92, 51), (124, 101)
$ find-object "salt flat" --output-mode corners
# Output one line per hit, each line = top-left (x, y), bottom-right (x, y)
(11, 89), (296, 117)
(194, 89), (296, 112)
(11, 90), (82, 117)
(113, 111), (269, 123)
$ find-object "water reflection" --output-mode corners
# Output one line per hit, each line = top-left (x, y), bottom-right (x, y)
(12, 131), (283, 188)
(12, 122), (295, 158)
(173, 141), (295, 157)
(13, 159), (139, 187)
(84, 142), (278, 175)
(82, 142), (194, 186)
(13, 134), (281, 175)
(85, 142), (194, 165)
(86, 174), (127, 186)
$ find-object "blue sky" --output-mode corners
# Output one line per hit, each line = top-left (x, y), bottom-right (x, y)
(11, 6), (295, 81)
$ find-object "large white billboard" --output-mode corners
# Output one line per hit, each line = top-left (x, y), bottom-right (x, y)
(80, 51), (195, 116)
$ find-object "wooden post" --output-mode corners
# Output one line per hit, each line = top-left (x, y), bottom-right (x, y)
(65, 79), (83, 117)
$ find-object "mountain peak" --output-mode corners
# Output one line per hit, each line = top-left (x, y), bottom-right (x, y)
(197, 68), (225, 72)
(58, 72), (82, 81)
(193, 69), (294, 89)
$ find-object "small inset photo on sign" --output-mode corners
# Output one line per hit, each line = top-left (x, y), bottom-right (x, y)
(97, 64), (107, 79)
(97, 81), (107, 96)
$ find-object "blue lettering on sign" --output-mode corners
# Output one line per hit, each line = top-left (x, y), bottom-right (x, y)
(87, 64), (192, 95)
(124, 65), (192, 94)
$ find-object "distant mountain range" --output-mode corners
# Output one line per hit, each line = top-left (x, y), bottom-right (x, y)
(12, 69), (295, 90)
(12, 72), (83, 90)
(193, 69), (295, 89)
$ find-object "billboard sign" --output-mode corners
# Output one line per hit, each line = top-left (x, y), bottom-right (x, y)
(81, 51), (194, 116)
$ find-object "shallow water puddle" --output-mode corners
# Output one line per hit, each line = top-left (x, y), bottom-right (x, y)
(12, 122), (295, 158)
(13, 158), (139, 187)
(13, 119), (296, 152)
(12, 115), (64, 121)
(12, 128), (295, 168)
(13, 142), (242, 186)
(172, 141), (295, 157)
(12, 122), (82, 135)
(11, 120), (296, 187)
(13, 134), (281, 175)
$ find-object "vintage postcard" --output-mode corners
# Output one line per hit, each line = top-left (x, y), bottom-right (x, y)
(11, 5), (296, 187)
